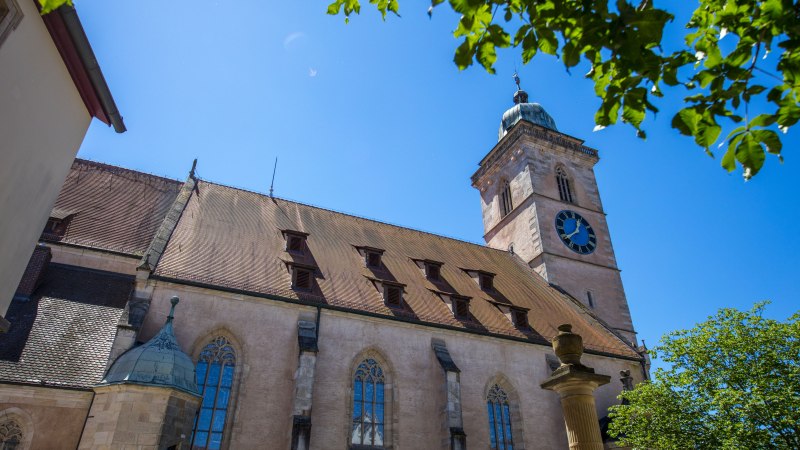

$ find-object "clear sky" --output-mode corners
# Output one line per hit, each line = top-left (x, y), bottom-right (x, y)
(76, 1), (799, 366)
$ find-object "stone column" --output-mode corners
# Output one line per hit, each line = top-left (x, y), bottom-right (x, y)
(432, 338), (466, 450)
(540, 324), (610, 450)
(291, 319), (318, 450)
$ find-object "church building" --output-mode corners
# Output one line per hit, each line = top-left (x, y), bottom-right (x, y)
(0, 82), (646, 449)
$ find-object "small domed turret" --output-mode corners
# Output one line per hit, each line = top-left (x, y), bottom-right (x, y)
(101, 297), (199, 395)
(498, 73), (558, 140)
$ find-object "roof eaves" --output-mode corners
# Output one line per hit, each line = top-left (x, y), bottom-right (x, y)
(41, 5), (125, 132)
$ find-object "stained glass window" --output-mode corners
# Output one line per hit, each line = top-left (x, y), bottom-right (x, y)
(487, 384), (514, 450)
(0, 419), (22, 450)
(351, 358), (386, 447)
(191, 337), (237, 450)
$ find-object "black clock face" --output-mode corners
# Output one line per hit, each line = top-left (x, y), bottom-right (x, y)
(555, 210), (597, 254)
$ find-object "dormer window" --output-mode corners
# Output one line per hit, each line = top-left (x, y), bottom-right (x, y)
(366, 251), (382, 268)
(383, 282), (404, 307)
(425, 261), (442, 281)
(511, 308), (529, 329)
(291, 265), (314, 290)
(355, 246), (385, 269)
(452, 296), (470, 320)
(282, 230), (309, 254)
(479, 272), (494, 291)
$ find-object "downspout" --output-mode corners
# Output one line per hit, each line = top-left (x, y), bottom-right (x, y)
(75, 390), (96, 449)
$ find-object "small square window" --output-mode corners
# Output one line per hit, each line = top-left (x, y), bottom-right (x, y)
(425, 262), (441, 281)
(452, 297), (470, 319)
(384, 284), (403, 307)
(512, 309), (529, 329)
(287, 235), (305, 253)
(292, 267), (313, 290)
(366, 251), (382, 268)
(479, 273), (494, 291)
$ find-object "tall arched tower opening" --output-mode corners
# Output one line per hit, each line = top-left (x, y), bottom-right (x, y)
(472, 77), (637, 344)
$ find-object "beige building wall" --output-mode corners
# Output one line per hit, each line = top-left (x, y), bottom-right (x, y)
(0, 383), (93, 450)
(49, 244), (141, 276)
(140, 282), (644, 450)
(0, 0), (92, 326)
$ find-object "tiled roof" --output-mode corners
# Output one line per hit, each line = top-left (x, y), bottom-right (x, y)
(153, 181), (639, 359)
(44, 159), (183, 256)
(0, 264), (133, 389)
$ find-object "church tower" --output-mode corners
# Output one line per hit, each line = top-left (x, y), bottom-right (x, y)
(472, 76), (637, 344)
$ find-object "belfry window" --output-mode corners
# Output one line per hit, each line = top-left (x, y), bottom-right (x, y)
(556, 167), (574, 203)
(191, 336), (237, 450)
(487, 384), (514, 450)
(351, 359), (386, 447)
(500, 180), (513, 216)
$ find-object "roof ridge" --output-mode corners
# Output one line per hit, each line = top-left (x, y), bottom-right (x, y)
(196, 178), (515, 255)
(73, 158), (182, 185)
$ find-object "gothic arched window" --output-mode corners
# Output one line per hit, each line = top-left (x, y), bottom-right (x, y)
(0, 419), (22, 450)
(191, 336), (237, 450)
(351, 358), (386, 447)
(487, 384), (514, 450)
(500, 180), (513, 217)
(556, 167), (574, 204)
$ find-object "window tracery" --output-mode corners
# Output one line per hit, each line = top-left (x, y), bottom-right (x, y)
(351, 358), (386, 448)
(500, 180), (513, 216)
(191, 336), (237, 450)
(487, 384), (514, 450)
(0, 419), (22, 450)
(556, 167), (574, 204)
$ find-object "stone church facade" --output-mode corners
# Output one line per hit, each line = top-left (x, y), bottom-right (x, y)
(0, 87), (646, 449)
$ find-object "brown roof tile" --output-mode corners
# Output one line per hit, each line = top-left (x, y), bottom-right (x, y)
(45, 159), (183, 255)
(153, 181), (639, 359)
(0, 264), (133, 389)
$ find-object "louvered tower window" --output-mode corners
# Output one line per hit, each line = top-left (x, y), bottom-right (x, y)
(487, 384), (514, 450)
(556, 167), (574, 203)
(191, 337), (237, 450)
(500, 180), (513, 216)
(351, 359), (386, 447)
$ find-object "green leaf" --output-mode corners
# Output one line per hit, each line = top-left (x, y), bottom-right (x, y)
(39, 0), (71, 14)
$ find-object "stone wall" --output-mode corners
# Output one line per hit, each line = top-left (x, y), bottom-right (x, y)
(79, 384), (199, 450)
(0, 383), (93, 450)
(140, 282), (644, 449)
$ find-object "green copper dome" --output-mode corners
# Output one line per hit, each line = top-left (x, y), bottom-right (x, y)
(498, 75), (558, 140)
(101, 297), (199, 395)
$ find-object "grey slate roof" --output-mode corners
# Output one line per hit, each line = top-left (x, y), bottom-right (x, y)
(0, 264), (133, 389)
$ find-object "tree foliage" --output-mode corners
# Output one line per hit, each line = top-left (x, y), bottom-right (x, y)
(328, 0), (800, 179)
(607, 302), (800, 449)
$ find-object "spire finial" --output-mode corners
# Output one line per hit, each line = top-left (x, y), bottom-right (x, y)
(512, 71), (529, 104)
(167, 296), (179, 322)
(189, 159), (198, 179)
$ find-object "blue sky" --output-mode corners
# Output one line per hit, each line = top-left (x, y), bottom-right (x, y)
(76, 1), (799, 364)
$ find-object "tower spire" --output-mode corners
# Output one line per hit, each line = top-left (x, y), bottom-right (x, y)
(512, 71), (529, 104)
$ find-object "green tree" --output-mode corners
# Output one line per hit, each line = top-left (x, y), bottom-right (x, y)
(327, 0), (799, 179)
(607, 302), (800, 449)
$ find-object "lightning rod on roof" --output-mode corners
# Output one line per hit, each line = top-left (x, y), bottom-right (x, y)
(269, 157), (278, 198)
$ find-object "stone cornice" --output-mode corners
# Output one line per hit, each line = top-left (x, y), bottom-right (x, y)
(472, 121), (600, 187)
